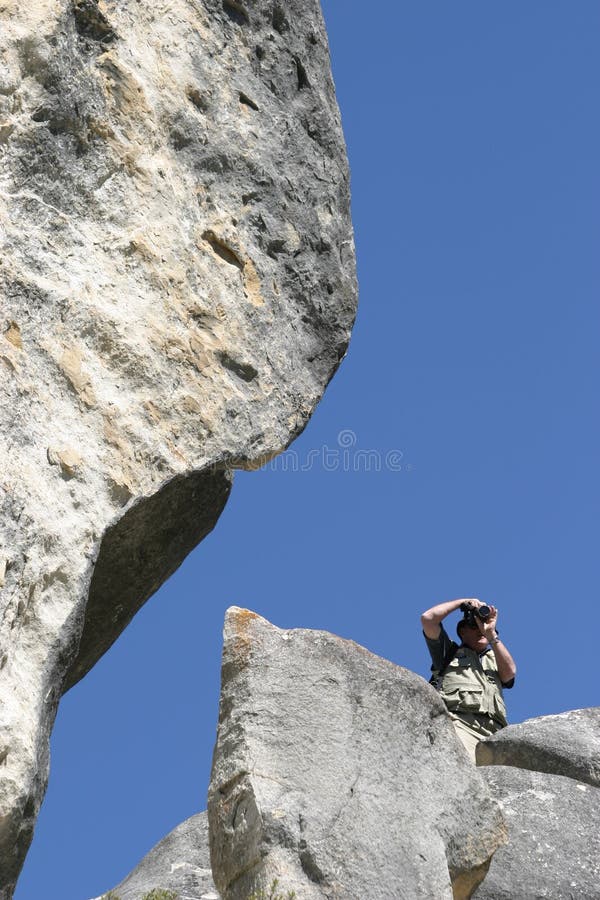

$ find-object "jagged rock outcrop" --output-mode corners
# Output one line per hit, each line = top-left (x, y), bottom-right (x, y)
(0, 1), (357, 894)
(476, 707), (600, 787)
(473, 766), (600, 899)
(208, 608), (507, 900)
(90, 812), (220, 900)
(90, 613), (598, 900)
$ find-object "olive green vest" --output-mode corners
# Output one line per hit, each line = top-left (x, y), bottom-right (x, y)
(435, 646), (508, 727)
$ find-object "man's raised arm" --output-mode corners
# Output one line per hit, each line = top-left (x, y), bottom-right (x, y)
(476, 605), (517, 684)
(420, 598), (479, 639)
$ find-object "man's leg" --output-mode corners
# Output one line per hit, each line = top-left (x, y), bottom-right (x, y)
(450, 716), (481, 763)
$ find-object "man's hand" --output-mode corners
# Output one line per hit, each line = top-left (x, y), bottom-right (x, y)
(472, 602), (517, 683)
(476, 603), (498, 642)
(462, 598), (499, 641)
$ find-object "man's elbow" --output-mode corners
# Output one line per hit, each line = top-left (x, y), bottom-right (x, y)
(421, 611), (441, 640)
(503, 663), (517, 683)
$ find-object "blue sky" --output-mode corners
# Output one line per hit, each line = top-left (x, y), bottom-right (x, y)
(16, 3), (599, 898)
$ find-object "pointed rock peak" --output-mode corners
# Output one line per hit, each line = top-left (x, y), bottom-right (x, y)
(222, 606), (270, 670)
(224, 605), (264, 633)
(210, 609), (507, 900)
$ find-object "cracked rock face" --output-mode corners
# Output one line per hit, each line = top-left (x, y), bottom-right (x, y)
(208, 608), (507, 900)
(0, 1), (357, 894)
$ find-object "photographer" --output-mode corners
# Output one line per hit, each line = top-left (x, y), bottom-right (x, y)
(421, 598), (517, 761)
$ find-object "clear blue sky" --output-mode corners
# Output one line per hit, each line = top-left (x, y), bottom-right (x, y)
(16, 3), (600, 898)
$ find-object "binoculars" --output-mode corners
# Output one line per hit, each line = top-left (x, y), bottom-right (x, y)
(459, 602), (491, 628)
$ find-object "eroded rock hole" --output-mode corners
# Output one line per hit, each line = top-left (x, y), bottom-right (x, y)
(170, 128), (192, 151)
(186, 87), (209, 113)
(295, 57), (310, 90)
(202, 231), (244, 270)
(272, 4), (288, 33)
(267, 239), (286, 258)
(239, 92), (259, 111)
(31, 107), (52, 123)
(223, 0), (249, 25)
(217, 351), (258, 383)
(71, 0), (117, 43)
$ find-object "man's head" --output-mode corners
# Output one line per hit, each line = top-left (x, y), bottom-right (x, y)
(457, 618), (489, 652)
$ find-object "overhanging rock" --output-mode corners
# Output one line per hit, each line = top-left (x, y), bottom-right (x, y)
(0, 1), (357, 894)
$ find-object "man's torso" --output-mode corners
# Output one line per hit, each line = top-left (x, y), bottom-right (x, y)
(425, 626), (509, 729)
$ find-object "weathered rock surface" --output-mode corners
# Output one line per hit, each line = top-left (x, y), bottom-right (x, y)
(476, 707), (600, 787)
(90, 812), (220, 900)
(473, 765), (600, 899)
(208, 608), (507, 900)
(0, 1), (357, 894)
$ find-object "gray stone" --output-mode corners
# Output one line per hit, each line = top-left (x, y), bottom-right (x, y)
(90, 812), (220, 900)
(476, 707), (600, 787)
(0, 1), (357, 894)
(208, 608), (507, 900)
(473, 765), (600, 900)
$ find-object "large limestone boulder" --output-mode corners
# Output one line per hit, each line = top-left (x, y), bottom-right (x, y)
(90, 812), (219, 900)
(208, 608), (507, 900)
(473, 765), (600, 899)
(476, 707), (600, 787)
(0, 1), (357, 894)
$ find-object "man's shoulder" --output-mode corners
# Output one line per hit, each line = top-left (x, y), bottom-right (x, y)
(424, 623), (457, 671)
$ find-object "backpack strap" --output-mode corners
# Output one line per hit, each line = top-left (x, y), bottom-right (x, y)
(429, 640), (459, 689)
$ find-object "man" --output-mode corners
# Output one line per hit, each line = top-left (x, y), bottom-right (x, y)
(421, 597), (517, 761)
